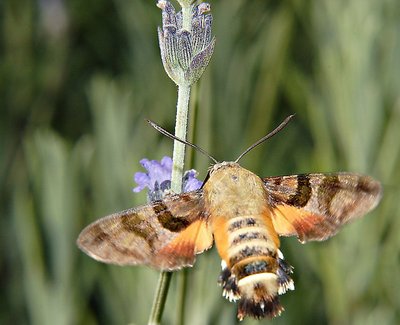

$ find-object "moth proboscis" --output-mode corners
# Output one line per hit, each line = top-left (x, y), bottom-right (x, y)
(77, 117), (382, 320)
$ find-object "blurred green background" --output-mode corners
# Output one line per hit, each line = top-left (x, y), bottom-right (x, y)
(1, 0), (399, 324)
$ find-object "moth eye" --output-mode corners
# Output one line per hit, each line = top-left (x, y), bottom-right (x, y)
(231, 175), (238, 181)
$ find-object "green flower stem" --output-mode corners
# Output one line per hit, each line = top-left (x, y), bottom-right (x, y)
(176, 84), (198, 325)
(177, 268), (189, 325)
(171, 84), (191, 193)
(147, 271), (172, 325)
(147, 84), (191, 325)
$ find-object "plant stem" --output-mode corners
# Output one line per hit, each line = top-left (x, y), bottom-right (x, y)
(176, 83), (198, 325)
(147, 271), (172, 325)
(171, 84), (191, 193)
(147, 84), (191, 325)
(177, 268), (189, 325)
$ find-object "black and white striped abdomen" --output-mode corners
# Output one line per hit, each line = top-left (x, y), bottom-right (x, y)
(227, 215), (277, 267)
(218, 214), (294, 320)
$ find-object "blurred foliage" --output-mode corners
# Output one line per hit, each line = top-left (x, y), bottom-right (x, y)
(1, 0), (400, 324)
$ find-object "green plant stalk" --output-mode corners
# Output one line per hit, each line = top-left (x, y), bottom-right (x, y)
(176, 84), (198, 325)
(148, 271), (173, 325)
(171, 84), (191, 193)
(177, 268), (189, 325)
(147, 84), (191, 325)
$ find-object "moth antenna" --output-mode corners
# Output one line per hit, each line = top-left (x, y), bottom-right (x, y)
(235, 114), (295, 163)
(147, 119), (219, 164)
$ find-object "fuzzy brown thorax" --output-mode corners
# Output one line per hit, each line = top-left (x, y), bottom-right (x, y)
(204, 162), (270, 216)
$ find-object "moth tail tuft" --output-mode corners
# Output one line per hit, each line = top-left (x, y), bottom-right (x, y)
(237, 294), (283, 320)
(236, 273), (283, 320)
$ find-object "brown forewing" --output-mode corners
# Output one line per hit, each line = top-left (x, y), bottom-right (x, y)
(77, 190), (213, 270)
(263, 173), (382, 242)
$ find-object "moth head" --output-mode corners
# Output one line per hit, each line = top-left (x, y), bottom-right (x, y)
(199, 162), (234, 188)
(208, 161), (239, 175)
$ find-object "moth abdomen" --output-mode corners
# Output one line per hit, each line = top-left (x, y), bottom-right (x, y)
(226, 215), (277, 265)
(217, 214), (294, 319)
(233, 256), (276, 280)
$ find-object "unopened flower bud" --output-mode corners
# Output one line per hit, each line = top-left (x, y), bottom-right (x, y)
(157, 0), (215, 86)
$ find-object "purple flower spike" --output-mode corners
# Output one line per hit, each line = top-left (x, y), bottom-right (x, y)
(133, 156), (203, 201)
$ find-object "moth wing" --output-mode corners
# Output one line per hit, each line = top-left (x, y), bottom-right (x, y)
(263, 173), (382, 243)
(77, 190), (213, 270)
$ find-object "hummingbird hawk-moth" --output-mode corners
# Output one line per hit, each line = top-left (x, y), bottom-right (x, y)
(77, 118), (382, 320)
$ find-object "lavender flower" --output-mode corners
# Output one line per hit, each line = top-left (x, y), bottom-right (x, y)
(133, 156), (203, 201)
